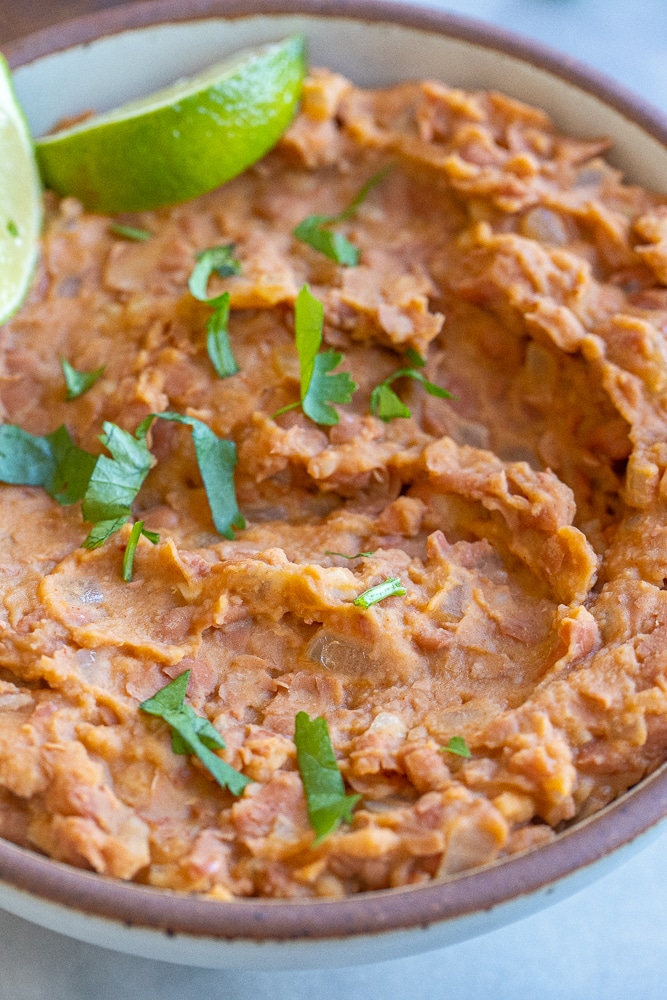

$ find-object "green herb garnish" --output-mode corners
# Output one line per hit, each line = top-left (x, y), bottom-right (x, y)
(109, 223), (152, 242)
(60, 357), (105, 400)
(151, 412), (246, 539)
(405, 347), (426, 368)
(324, 550), (375, 560)
(273, 284), (357, 426)
(82, 421), (154, 549)
(0, 409), (243, 559)
(353, 576), (406, 608)
(204, 291), (239, 378)
(294, 711), (360, 843)
(0, 423), (96, 505)
(7, 219), (18, 238)
(139, 670), (251, 796)
(442, 736), (472, 758)
(370, 365), (452, 422)
(121, 519), (159, 582)
(293, 167), (390, 266)
(189, 244), (242, 300)
(188, 246), (242, 379)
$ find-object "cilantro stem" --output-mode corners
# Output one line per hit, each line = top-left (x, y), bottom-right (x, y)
(353, 577), (406, 608)
(324, 550), (375, 560)
(121, 519), (159, 582)
(109, 223), (152, 241)
(122, 520), (145, 582)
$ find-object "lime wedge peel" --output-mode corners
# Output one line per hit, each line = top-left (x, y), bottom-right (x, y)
(35, 35), (306, 214)
(0, 53), (42, 326)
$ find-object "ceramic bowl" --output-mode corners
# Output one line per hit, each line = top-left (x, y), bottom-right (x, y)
(4, 0), (667, 971)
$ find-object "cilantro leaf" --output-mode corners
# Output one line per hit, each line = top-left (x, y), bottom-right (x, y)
(140, 671), (251, 796)
(405, 347), (426, 368)
(109, 223), (151, 242)
(274, 285), (357, 426)
(7, 219), (19, 238)
(82, 422), (153, 524)
(206, 292), (239, 378)
(121, 519), (160, 582)
(370, 366), (452, 422)
(353, 576), (406, 608)
(153, 413), (246, 539)
(189, 244), (241, 304)
(295, 282), (324, 399)
(61, 357), (105, 400)
(0, 423), (96, 505)
(369, 383), (411, 421)
(442, 736), (472, 759)
(188, 248), (241, 378)
(304, 351), (357, 426)
(294, 711), (360, 843)
(81, 422), (154, 548)
(84, 516), (130, 550)
(293, 217), (359, 266)
(293, 167), (390, 266)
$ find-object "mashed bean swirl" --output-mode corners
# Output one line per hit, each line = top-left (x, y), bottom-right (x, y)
(1, 70), (667, 898)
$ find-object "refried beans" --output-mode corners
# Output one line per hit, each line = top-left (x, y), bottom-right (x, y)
(1, 68), (667, 898)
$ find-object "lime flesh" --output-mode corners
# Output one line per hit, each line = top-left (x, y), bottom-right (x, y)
(35, 36), (306, 213)
(0, 54), (42, 325)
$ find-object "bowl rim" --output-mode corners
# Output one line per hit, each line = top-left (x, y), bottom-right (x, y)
(4, 0), (667, 945)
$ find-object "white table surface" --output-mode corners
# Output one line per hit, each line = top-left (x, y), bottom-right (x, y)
(3, 1), (667, 997)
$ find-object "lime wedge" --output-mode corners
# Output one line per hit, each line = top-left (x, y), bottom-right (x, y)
(35, 35), (306, 213)
(0, 54), (42, 325)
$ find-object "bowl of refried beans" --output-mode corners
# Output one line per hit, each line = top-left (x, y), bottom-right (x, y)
(3, 0), (667, 970)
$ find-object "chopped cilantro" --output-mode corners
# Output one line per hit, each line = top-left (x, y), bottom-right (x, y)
(152, 412), (246, 539)
(0, 409), (243, 560)
(7, 219), (18, 238)
(273, 284), (357, 426)
(370, 382), (411, 421)
(188, 247), (241, 379)
(405, 347), (426, 368)
(189, 244), (242, 303)
(442, 736), (472, 758)
(353, 576), (406, 608)
(294, 711), (360, 843)
(121, 519), (159, 582)
(293, 218), (359, 267)
(83, 516), (129, 549)
(140, 670), (251, 796)
(205, 291), (239, 378)
(60, 357), (105, 400)
(370, 365), (452, 422)
(293, 166), (390, 266)
(0, 423), (96, 505)
(81, 421), (154, 549)
(324, 550), (375, 560)
(109, 223), (151, 241)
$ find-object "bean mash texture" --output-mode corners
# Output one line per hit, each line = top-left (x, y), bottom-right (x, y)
(1, 70), (667, 898)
